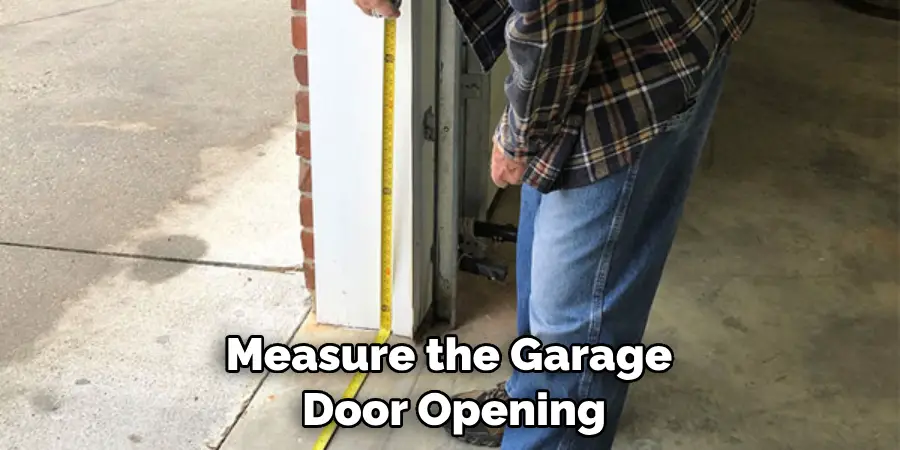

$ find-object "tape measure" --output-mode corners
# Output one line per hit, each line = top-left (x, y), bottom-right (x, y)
(311, 9), (398, 450)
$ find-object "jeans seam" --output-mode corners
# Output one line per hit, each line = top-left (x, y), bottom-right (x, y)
(557, 150), (645, 450)
(588, 149), (644, 336)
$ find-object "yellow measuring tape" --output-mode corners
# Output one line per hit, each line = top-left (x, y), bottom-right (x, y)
(311, 16), (397, 450)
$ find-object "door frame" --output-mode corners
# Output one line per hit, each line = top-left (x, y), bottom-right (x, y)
(433, 0), (462, 329)
(431, 2), (498, 330)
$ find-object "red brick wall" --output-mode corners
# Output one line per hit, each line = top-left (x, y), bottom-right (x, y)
(292, 0), (315, 294)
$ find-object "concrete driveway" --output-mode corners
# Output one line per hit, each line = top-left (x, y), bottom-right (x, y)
(0, 0), (309, 448)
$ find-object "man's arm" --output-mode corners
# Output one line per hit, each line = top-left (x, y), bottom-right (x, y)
(494, 0), (607, 163)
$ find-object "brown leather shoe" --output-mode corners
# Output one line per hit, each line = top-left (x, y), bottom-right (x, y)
(439, 381), (509, 447)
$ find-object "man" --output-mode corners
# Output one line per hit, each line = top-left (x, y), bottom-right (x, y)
(356, 0), (756, 448)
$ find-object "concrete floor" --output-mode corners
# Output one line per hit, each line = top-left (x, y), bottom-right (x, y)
(0, 0), (310, 448)
(0, 0), (299, 362)
(221, 1), (898, 449)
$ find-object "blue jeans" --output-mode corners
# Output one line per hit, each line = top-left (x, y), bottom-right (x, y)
(504, 53), (730, 450)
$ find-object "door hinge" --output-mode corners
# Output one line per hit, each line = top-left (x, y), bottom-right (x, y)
(423, 106), (436, 142)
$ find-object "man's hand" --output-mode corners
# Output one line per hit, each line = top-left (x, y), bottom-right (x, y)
(491, 136), (527, 188)
(353, 0), (400, 18)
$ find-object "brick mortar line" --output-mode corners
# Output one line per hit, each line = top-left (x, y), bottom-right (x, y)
(293, 4), (315, 293)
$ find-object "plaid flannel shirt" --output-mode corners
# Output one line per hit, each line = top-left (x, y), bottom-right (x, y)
(448, 0), (757, 193)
